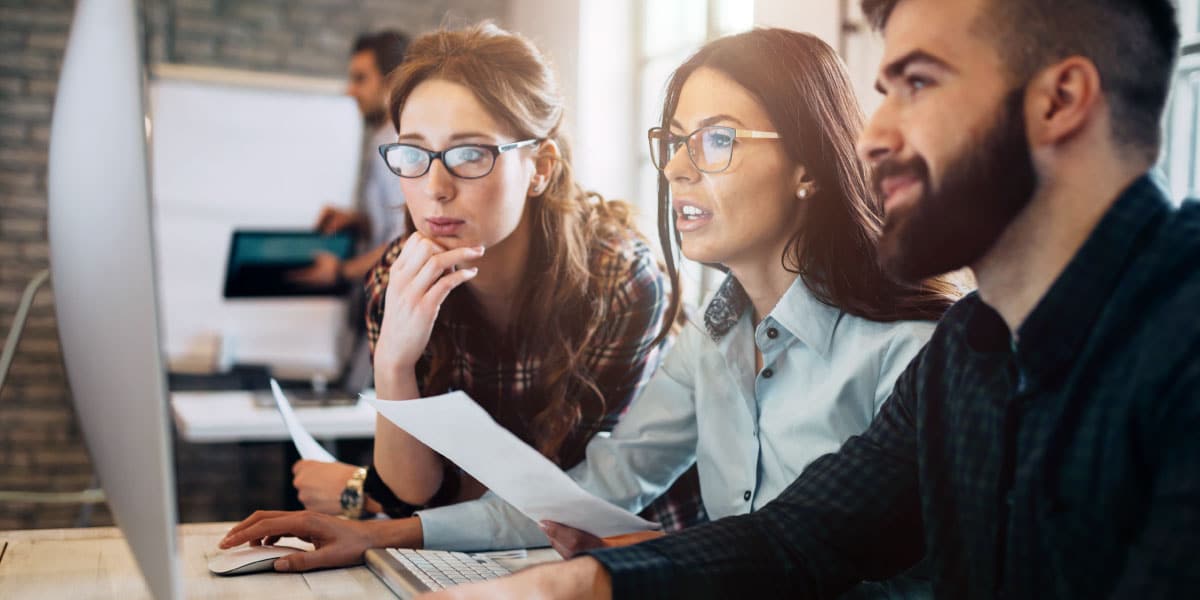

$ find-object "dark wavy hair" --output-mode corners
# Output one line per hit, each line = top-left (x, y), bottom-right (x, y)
(656, 28), (960, 325)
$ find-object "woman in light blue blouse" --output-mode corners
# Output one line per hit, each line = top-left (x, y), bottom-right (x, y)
(410, 28), (961, 574)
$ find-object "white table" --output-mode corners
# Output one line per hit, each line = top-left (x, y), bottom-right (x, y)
(171, 391), (377, 443)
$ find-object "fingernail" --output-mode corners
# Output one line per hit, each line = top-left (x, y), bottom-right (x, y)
(474, 246), (486, 255)
(465, 267), (479, 276)
(274, 559), (289, 571)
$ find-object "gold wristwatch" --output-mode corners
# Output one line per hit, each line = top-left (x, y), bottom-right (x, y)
(339, 466), (368, 519)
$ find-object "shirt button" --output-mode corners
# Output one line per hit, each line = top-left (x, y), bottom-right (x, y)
(762, 368), (774, 379)
(743, 490), (752, 501)
(766, 327), (779, 339)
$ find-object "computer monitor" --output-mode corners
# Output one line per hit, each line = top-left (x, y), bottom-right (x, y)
(46, 2), (181, 599)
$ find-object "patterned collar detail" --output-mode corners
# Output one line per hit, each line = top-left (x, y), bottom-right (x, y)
(703, 275), (751, 341)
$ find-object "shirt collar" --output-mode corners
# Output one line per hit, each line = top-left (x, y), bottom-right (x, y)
(702, 275), (750, 341)
(1013, 174), (1169, 384)
(702, 272), (843, 357)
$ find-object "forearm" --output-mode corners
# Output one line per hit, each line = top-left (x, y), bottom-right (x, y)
(373, 367), (443, 504)
(364, 515), (425, 549)
(554, 558), (613, 600)
(587, 506), (820, 599)
(586, 486), (910, 599)
(417, 492), (550, 551)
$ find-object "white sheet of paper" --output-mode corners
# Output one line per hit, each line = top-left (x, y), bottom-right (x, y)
(270, 378), (337, 462)
(368, 392), (659, 538)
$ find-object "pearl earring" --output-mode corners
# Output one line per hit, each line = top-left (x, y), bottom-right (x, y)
(798, 189), (809, 199)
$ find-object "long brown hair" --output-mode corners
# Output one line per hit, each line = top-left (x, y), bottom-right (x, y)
(658, 28), (959, 322)
(387, 24), (666, 459)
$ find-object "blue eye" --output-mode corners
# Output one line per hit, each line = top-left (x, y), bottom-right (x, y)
(449, 146), (488, 164)
(400, 148), (424, 164)
(905, 75), (932, 95)
(703, 130), (734, 150)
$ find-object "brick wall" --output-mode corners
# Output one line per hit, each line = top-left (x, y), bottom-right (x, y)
(0, 0), (507, 530)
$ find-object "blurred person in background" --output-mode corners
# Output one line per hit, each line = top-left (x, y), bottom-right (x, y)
(291, 29), (412, 289)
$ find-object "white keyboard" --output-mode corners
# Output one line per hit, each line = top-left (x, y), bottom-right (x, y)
(385, 548), (512, 591)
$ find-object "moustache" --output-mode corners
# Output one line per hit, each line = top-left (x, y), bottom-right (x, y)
(871, 157), (930, 200)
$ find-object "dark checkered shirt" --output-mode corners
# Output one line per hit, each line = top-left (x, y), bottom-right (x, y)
(588, 175), (1200, 598)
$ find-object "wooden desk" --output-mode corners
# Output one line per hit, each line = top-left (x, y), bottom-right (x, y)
(1, 522), (387, 598)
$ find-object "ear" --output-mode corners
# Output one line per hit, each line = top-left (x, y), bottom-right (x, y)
(529, 139), (561, 197)
(1026, 56), (1102, 149)
(792, 164), (817, 200)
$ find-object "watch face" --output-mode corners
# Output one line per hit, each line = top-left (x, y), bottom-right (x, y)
(340, 488), (361, 509)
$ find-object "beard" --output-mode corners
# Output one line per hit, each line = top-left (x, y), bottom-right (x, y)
(364, 106), (387, 129)
(875, 87), (1038, 283)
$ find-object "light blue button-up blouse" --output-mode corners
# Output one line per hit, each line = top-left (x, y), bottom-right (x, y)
(415, 273), (935, 550)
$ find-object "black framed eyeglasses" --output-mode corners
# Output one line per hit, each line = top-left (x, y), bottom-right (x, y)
(378, 138), (542, 179)
(648, 126), (781, 173)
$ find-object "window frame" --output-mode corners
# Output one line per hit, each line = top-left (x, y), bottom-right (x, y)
(1161, 0), (1200, 204)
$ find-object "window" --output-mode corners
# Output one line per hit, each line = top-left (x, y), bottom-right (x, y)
(841, 0), (886, 118)
(634, 0), (754, 305)
(1161, 0), (1200, 205)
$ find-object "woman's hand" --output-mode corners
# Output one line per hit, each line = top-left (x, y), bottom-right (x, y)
(417, 558), (612, 600)
(372, 232), (484, 380)
(540, 521), (666, 558)
(291, 460), (359, 515)
(370, 232), (484, 504)
(286, 251), (343, 288)
(218, 510), (379, 572)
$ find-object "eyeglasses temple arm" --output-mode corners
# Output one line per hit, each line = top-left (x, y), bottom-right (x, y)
(496, 138), (543, 153)
(734, 130), (781, 139)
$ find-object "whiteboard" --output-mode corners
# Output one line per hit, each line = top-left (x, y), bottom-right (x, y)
(149, 64), (363, 378)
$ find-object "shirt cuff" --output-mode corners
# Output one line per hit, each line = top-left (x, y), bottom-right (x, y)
(415, 496), (550, 551)
(585, 544), (679, 600)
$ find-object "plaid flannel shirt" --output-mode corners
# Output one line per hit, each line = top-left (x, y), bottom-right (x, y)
(588, 176), (1200, 598)
(365, 231), (704, 530)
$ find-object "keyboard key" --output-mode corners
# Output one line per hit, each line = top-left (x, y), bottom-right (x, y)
(388, 547), (513, 592)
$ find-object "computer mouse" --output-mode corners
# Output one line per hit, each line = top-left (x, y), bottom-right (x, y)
(207, 544), (304, 576)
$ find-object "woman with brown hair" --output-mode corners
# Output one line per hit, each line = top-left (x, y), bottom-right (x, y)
(420, 27), (958, 599)
(219, 22), (694, 568)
